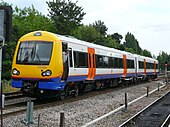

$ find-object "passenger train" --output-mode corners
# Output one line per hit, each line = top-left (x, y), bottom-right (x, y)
(11, 31), (159, 99)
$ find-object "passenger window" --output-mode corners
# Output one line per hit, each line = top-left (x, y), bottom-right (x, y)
(119, 58), (123, 68)
(96, 55), (103, 68)
(114, 58), (119, 68)
(103, 56), (109, 68)
(109, 57), (114, 68)
(73, 51), (88, 68)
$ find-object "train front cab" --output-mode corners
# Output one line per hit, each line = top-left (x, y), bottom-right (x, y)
(11, 31), (67, 97)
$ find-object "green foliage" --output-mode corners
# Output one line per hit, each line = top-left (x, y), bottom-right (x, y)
(12, 5), (55, 41)
(157, 51), (170, 71)
(124, 32), (142, 55)
(142, 49), (152, 58)
(111, 33), (123, 44)
(125, 48), (135, 54)
(2, 79), (18, 92)
(72, 25), (119, 48)
(2, 60), (12, 80)
(72, 25), (101, 43)
(4, 41), (17, 60)
(47, 0), (86, 35)
(0, 0), (10, 6)
(92, 20), (108, 36)
(2, 41), (17, 80)
(117, 44), (125, 51)
(103, 35), (119, 48)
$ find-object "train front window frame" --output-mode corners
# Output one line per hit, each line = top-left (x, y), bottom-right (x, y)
(16, 41), (53, 65)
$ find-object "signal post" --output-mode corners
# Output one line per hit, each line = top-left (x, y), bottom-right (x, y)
(164, 61), (168, 84)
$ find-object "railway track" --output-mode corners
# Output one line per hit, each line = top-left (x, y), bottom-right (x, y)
(4, 91), (23, 100)
(119, 89), (170, 127)
(1, 80), (162, 118)
(1, 75), (166, 119)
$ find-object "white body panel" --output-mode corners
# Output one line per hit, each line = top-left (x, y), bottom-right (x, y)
(56, 34), (158, 80)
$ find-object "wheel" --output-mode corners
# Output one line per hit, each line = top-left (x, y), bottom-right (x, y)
(110, 79), (118, 87)
(58, 90), (66, 100)
(133, 77), (138, 85)
(72, 85), (79, 97)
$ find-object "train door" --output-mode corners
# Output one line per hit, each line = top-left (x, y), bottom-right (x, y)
(144, 59), (146, 75)
(135, 57), (138, 76)
(123, 54), (127, 77)
(87, 48), (96, 80)
(61, 42), (69, 81)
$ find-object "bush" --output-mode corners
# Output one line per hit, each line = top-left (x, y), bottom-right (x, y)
(2, 60), (12, 80)
(2, 79), (19, 92)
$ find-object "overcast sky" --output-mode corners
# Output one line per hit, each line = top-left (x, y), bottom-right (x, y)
(4, 0), (170, 56)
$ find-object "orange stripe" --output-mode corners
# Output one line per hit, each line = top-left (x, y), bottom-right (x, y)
(144, 59), (146, 74)
(92, 49), (96, 79)
(87, 48), (92, 79)
(87, 48), (96, 80)
(12, 75), (60, 79)
(123, 54), (127, 76)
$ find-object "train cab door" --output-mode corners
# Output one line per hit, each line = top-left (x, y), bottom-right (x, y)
(61, 42), (69, 81)
(87, 48), (96, 80)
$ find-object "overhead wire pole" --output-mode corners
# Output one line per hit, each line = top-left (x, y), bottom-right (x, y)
(0, 36), (5, 127)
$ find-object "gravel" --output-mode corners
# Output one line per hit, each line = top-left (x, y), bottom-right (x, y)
(3, 80), (168, 127)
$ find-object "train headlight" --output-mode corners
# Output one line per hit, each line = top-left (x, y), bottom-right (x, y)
(12, 68), (20, 75)
(42, 70), (52, 77)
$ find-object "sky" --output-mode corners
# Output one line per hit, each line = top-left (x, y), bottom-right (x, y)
(3, 0), (170, 56)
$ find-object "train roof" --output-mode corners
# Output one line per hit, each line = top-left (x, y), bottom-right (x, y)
(56, 33), (157, 62)
(20, 31), (157, 61)
(55, 33), (134, 56)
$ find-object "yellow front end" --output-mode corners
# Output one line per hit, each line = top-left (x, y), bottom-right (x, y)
(12, 31), (64, 91)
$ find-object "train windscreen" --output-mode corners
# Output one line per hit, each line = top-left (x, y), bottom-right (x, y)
(16, 41), (53, 65)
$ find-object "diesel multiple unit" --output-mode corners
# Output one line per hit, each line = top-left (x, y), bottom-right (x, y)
(12, 31), (159, 99)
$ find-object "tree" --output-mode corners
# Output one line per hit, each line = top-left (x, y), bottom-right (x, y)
(124, 32), (142, 55)
(118, 44), (125, 51)
(125, 48), (135, 53)
(142, 49), (152, 57)
(103, 35), (119, 48)
(157, 51), (170, 71)
(72, 25), (119, 48)
(0, 0), (10, 6)
(47, 0), (86, 35)
(72, 25), (101, 43)
(111, 33), (123, 44)
(92, 20), (108, 36)
(12, 5), (55, 41)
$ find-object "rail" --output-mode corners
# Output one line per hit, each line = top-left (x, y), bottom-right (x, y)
(119, 89), (170, 127)
(82, 82), (166, 127)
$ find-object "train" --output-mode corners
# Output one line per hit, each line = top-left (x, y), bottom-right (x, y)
(11, 31), (159, 99)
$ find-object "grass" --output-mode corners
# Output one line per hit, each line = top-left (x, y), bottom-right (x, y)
(2, 79), (19, 93)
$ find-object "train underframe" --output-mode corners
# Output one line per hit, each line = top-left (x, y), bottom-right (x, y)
(20, 74), (158, 100)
